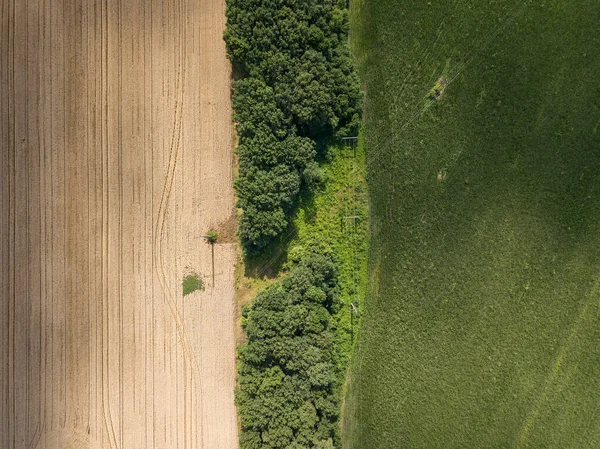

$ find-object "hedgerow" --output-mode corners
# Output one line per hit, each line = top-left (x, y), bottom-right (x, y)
(236, 246), (343, 449)
(225, 0), (362, 250)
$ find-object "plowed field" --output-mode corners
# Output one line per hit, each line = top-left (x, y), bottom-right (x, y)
(1, 0), (238, 448)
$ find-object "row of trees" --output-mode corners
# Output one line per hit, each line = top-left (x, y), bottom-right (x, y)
(236, 246), (342, 449)
(225, 0), (362, 250)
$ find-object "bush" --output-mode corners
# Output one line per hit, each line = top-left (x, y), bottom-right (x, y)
(182, 274), (204, 296)
(302, 161), (325, 190)
(226, 0), (362, 250)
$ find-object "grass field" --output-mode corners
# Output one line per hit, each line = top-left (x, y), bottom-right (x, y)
(344, 0), (600, 447)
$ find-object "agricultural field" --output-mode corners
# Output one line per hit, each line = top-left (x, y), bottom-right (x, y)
(344, 0), (600, 448)
(1, 1), (238, 448)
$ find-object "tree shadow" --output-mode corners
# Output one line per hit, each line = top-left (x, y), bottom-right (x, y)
(242, 180), (320, 279)
(243, 233), (291, 279)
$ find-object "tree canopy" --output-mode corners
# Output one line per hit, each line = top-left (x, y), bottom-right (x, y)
(236, 246), (343, 449)
(225, 0), (361, 250)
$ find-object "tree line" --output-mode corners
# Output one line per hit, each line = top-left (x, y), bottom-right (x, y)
(236, 245), (343, 449)
(225, 0), (362, 250)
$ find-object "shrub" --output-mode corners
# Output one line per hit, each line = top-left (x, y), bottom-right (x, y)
(205, 231), (219, 244)
(182, 274), (204, 296)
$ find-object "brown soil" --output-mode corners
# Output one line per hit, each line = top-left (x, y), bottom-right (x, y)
(0, 0), (238, 448)
(215, 212), (239, 245)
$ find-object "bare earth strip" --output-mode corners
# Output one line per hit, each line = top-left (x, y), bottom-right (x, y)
(0, 0), (238, 448)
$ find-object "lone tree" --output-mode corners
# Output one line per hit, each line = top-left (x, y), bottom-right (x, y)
(205, 231), (218, 244)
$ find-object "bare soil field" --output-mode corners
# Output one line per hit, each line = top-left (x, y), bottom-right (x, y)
(1, 0), (238, 448)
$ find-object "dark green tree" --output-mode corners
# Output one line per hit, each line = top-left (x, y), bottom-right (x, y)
(236, 247), (343, 448)
(225, 0), (362, 250)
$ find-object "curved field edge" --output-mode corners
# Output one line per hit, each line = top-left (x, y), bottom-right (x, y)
(344, 0), (600, 448)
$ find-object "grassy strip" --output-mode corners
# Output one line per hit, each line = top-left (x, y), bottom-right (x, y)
(291, 143), (369, 372)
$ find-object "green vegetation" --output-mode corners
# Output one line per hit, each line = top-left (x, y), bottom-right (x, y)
(182, 274), (204, 296)
(225, 0), (362, 251)
(236, 140), (369, 449)
(290, 143), (368, 370)
(236, 246), (341, 449)
(344, 0), (600, 448)
(205, 231), (219, 244)
(226, 2), (367, 443)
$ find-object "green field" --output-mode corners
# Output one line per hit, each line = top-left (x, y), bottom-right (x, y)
(344, 0), (600, 448)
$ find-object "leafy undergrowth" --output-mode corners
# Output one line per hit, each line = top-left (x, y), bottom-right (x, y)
(344, 0), (600, 448)
(291, 143), (369, 372)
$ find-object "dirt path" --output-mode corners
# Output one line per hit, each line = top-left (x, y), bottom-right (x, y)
(0, 1), (238, 448)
